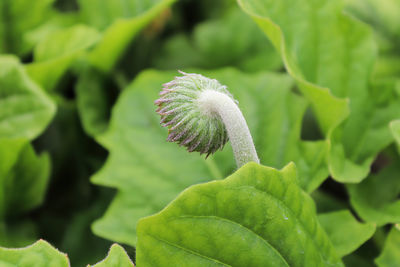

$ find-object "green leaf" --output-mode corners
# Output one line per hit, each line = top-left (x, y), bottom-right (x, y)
(390, 120), (400, 151)
(0, 138), (51, 218)
(136, 162), (343, 267)
(347, 161), (400, 226)
(0, 0), (55, 55)
(237, 0), (351, 135)
(375, 225), (400, 267)
(318, 210), (376, 257)
(153, 34), (208, 70)
(90, 244), (134, 267)
(82, 0), (176, 72)
(0, 221), (38, 248)
(194, 7), (281, 72)
(91, 69), (329, 245)
(0, 56), (56, 140)
(25, 25), (101, 91)
(0, 239), (69, 267)
(345, 0), (400, 80)
(23, 13), (80, 53)
(0, 240), (133, 266)
(155, 7), (282, 72)
(76, 67), (114, 137)
(58, 189), (116, 266)
(345, 0), (400, 44)
(238, 0), (400, 183)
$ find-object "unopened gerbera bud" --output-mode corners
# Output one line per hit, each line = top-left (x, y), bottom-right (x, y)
(155, 71), (259, 167)
(155, 71), (231, 156)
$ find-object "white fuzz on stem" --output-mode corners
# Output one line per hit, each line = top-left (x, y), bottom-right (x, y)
(198, 90), (259, 167)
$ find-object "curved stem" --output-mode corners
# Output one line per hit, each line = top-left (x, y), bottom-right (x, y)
(198, 90), (259, 168)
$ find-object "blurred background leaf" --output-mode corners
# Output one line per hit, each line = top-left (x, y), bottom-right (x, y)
(26, 24), (101, 91)
(375, 225), (400, 267)
(0, 0), (56, 56)
(0, 56), (56, 140)
(318, 210), (376, 257)
(347, 153), (400, 226)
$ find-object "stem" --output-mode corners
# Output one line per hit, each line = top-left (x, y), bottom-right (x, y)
(198, 90), (259, 168)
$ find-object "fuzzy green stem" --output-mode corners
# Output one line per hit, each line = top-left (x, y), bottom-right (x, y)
(198, 90), (259, 168)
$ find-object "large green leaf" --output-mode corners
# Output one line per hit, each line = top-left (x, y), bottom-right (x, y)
(0, 0), (55, 55)
(80, 0), (176, 72)
(0, 138), (50, 218)
(347, 161), (400, 226)
(136, 162), (343, 266)
(0, 240), (69, 267)
(238, 0), (400, 183)
(90, 244), (134, 267)
(375, 225), (400, 267)
(318, 210), (376, 257)
(25, 25), (101, 91)
(91, 68), (328, 246)
(0, 56), (55, 140)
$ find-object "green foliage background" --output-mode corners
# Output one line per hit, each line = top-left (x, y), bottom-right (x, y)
(0, 0), (399, 266)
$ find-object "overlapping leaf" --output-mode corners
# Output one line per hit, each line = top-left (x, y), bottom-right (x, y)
(136, 162), (343, 266)
(0, 139), (50, 247)
(0, 240), (69, 267)
(25, 0), (176, 92)
(0, 221), (38, 248)
(318, 210), (376, 257)
(0, 139), (50, 219)
(75, 0), (176, 137)
(345, 0), (400, 44)
(375, 225), (400, 267)
(0, 56), (55, 140)
(238, 0), (400, 183)
(331, 0), (400, 79)
(79, 0), (176, 72)
(25, 25), (101, 91)
(347, 160), (400, 226)
(76, 67), (115, 137)
(91, 68), (328, 246)
(154, 7), (282, 72)
(90, 244), (134, 267)
(0, 0), (55, 55)
(0, 240), (133, 267)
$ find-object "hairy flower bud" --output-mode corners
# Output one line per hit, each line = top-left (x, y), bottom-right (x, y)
(155, 71), (259, 167)
(155, 71), (234, 156)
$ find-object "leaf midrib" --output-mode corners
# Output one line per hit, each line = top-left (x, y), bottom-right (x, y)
(146, 232), (231, 267)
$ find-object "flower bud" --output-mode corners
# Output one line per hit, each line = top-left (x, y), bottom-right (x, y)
(155, 71), (236, 157)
